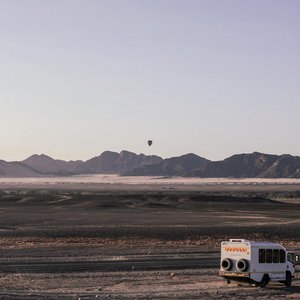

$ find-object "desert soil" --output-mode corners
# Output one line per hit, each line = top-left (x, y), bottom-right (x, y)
(0, 177), (300, 299)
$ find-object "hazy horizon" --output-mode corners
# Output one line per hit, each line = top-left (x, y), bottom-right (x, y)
(1, 0), (299, 162)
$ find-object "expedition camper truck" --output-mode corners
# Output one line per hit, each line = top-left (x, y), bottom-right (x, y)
(219, 239), (296, 287)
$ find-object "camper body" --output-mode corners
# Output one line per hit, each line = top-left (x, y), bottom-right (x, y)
(219, 239), (295, 287)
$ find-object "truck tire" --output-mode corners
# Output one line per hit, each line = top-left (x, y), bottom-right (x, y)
(236, 259), (248, 272)
(259, 274), (269, 288)
(221, 258), (233, 271)
(284, 272), (292, 287)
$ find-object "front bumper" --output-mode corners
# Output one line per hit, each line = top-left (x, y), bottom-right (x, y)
(219, 271), (250, 277)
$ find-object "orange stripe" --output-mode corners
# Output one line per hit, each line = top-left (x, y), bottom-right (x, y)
(224, 247), (248, 252)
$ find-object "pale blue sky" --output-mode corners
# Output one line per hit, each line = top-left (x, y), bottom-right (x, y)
(1, 0), (299, 161)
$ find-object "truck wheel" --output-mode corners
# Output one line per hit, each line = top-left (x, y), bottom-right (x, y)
(259, 275), (269, 288)
(284, 272), (292, 287)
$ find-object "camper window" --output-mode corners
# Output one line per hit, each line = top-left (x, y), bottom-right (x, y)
(280, 249), (286, 263)
(259, 249), (265, 263)
(273, 249), (279, 263)
(266, 249), (272, 263)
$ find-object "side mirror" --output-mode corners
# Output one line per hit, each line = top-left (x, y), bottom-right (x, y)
(295, 255), (300, 265)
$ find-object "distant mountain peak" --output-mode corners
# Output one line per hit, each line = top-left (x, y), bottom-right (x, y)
(26, 153), (53, 160)
(22, 154), (83, 176)
(119, 150), (137, 157)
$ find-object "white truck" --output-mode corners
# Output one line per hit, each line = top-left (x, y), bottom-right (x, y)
(219, 239), (296, 287)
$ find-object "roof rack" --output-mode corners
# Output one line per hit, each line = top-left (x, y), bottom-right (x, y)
(229, 239), (249, 243)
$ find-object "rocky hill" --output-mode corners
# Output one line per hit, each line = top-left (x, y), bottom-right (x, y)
(125, 153), (210, 176)
(1, 151), (300, 178)
(23, 154), (84, 176)
(16, 150), (162, 176)
(76, 150), (163, 174)
(191, 152), (300, 178)
(0, 160), (42, 177)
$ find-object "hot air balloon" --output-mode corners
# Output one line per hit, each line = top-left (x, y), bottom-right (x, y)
(148, 140), (153, 146)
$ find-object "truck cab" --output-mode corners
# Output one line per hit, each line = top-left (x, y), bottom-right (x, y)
(219, 239), (295, 287)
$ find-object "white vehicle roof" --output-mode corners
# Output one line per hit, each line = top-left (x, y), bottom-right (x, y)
(221, 239), (285, 249)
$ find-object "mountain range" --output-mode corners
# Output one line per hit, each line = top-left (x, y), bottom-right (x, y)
(0, 151), (300, 178)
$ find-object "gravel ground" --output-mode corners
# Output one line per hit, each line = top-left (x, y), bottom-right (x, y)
(0, 268), (300, 299)
(0, 187), (299, 299)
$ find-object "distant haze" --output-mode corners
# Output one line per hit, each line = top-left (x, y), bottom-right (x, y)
(1, 0), (299, 161)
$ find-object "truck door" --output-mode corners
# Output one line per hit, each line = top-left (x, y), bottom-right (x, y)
(287, 252), (295, 276)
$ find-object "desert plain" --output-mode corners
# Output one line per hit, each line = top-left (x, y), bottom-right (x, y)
(0, 175), (300, 299)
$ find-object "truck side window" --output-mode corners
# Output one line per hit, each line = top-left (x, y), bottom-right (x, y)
(266, 249), (272, 263)
(273, 249), (279, 263)
(259, 249), (265, 263)
(287, 253), (295, 264)
(280, 249), (286, 263)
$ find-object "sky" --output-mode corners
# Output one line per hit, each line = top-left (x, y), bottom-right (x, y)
(0, 0), (299, 162)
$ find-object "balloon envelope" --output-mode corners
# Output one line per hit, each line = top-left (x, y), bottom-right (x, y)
(147, 140), (153, 146)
